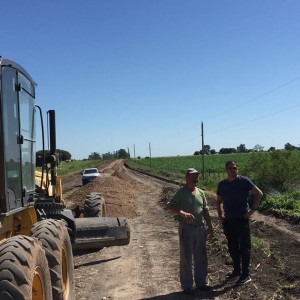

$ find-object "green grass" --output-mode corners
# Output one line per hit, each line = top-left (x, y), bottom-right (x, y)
(125, 153), (251, 189)
(126, 153), (250, 177)
(252, 236), (271, 256)
(56, 159), (111, 176)
(127, 151), (300, 177)
(260, 189), (300, 220)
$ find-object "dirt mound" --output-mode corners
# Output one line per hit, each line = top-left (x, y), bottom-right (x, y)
(65, 161), (139, 219)
(101, 159), (130, 179)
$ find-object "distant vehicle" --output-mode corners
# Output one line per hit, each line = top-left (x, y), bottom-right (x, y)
(81, 168), (101, 185)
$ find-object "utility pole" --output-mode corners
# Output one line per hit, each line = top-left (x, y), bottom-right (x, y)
(201, 121), (205, 181)
(149, 142), (152, 168)
(133, 144), (136, 159)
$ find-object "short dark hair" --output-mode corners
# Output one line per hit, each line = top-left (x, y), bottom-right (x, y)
(225, 160), (237, 169)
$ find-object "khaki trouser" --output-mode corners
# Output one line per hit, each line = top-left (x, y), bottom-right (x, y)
(179, 222), (208, 289)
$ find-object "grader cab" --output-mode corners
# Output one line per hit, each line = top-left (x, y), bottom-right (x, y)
(0, 57), (130, 299)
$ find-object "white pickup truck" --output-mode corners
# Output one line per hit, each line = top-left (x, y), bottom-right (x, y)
(81, 168), (101, 185)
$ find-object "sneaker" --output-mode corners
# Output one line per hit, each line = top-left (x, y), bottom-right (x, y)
(225, 271), (241, 281)
(237, 274), (251, 285)
(197, 285), (213, 292)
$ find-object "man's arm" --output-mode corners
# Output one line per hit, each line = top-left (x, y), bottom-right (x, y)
(166, 203), (195, 223)
(251, 185), (263, 209)
(246, 185), (263, 218)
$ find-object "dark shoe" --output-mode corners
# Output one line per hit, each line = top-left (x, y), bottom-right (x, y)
(183, 288), (198, 295)
(225, 271), (241, 281)
(197, 285), (213, 292)
(237, 274), (251, 285)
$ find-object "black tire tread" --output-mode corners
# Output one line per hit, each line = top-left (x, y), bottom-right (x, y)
(0, 235), (52, 300)
(31, 219), (75, 300)
(83, 193), (106, 217)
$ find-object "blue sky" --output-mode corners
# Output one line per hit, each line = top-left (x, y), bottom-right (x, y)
(2, 1), (300, 159)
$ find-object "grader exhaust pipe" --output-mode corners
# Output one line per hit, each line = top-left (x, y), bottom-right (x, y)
(47, 110), (130, 251)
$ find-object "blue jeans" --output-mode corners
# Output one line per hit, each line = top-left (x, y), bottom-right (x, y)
(223, 218), (251, 276)
(179, 223), (208, 289)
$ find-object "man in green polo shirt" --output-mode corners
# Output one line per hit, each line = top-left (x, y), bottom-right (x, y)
(167, 168), (213, 295)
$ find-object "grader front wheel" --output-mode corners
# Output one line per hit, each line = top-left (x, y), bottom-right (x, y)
(84, 192), (106, 217)
(31, 219), (75, 300)
(0, 235), (52, 300)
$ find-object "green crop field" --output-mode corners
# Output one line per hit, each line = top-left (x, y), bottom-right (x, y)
(126, 153), (251, 183)
(126, 151), (300, 182)
(126, 151), (300, 222)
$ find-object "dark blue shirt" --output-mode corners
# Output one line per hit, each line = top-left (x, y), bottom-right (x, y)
(217, 176), (254, 219)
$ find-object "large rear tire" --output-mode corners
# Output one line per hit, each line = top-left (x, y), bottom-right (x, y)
(31, 219), (75, 300)
(0, 235), (52, 300)
(84, 192), (106, 217)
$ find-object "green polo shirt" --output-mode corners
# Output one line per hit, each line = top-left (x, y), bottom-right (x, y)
(168, 186), (208, 225)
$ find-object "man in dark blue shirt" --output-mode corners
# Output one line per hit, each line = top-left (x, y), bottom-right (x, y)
(217, 160), (263, 285)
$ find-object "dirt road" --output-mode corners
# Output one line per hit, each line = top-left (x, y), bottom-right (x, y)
(64, 160), (300, 300)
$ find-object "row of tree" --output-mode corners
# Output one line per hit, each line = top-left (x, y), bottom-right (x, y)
(36, 142), (298, 164)
(194, 143), (300, 156)
(36, 148), (130, 166)
(88, 149), (130, 160)
(36, 149), (72, 166)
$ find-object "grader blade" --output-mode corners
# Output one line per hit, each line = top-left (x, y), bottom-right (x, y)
(73, 217), (130, 250)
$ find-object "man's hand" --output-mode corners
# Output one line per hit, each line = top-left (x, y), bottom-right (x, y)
(245, 208), (255, 219)
(179, 211), (195, 223)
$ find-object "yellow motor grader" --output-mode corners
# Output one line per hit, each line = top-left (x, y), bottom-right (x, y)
(0, 57), (130, 300)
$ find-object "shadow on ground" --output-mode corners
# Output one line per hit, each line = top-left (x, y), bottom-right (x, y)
(140, 281), (238, 300)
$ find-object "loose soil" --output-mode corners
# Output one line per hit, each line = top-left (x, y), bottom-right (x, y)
(63, 160), (300, 300)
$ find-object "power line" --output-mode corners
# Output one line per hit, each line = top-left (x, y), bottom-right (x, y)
(165, 75), (300, 142)
(153, 76), (300, 147)
(208, 103), (300, 134)
(205, 76), (300, 122)
(184, 103), (300, 142)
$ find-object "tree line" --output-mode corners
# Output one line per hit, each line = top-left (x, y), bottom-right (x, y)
(194, 142), (300, 156)
(87, 149), (130, 160)
(36, 148), (130, 166)
(36, 149), (72, 166)
(36, 142), (298, 165)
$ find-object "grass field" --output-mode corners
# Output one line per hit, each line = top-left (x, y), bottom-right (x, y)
(56, 159), (109, 176)
(126, 151), (300, 182)
(125, 153), (251, 185)
(125, 151), (300, 221)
